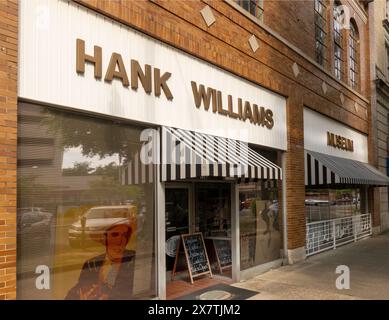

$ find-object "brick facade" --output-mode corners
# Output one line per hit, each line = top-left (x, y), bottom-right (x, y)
(0, 0), (17, 300)
(0, 0), (379, 299)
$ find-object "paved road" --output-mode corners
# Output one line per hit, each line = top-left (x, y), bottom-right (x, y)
(234, 231), (389, 300)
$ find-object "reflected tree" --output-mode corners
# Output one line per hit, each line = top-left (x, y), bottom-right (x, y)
(62, 162), (94, 176)
(41, 108), (142, 161)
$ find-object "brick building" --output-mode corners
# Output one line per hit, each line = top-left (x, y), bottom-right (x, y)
(1, 0), (388, 300)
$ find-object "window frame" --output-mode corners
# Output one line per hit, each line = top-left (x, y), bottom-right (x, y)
(348, 22), (359, 90)
(235, 0), (264, 21)
(314, 0), (328, 66)
(333, 3), (344, 80)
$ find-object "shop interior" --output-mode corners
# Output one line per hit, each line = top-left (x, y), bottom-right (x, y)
(165, 182), (233, 299)
(164, 178), (281, 299)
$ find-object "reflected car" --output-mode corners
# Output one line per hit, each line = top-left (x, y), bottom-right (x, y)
(68, 205), (137, 248)
(17, 207), (53, 236)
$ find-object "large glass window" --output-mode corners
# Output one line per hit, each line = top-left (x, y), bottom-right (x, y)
(239, 180), (280, 270)
(305, 188), (361, 223)
(17, 102), (156, 300)
(239, 148), (281, 270)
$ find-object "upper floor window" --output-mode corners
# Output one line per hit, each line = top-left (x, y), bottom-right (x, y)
(349, 22), (359, 90)
(236, 0), (264, 20)
(314, 0), (328, 66)
(386, 113), (389, 156)
(386, 0), (389, 19)
(386, 42), (389, 79)
(333, 3), (344, 80)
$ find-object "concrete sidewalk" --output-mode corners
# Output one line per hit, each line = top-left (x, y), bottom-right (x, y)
(234, 232), (389, 300)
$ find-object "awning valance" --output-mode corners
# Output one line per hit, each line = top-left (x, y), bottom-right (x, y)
(305, 149), (389, 186)
(120, 127), (282, 184)
(161, 127), (282, 182)
(120, 151), (154, 185)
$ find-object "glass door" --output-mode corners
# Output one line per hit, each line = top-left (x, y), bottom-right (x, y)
(195, 183), (232, 278)
(165, 187), (190, 272)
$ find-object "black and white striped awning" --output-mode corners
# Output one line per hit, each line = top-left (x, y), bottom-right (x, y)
(161, 126), (282, 182)
(305, 149), (389, 186)
(119, 127), (282, 185)
(120, 151), (154, 185)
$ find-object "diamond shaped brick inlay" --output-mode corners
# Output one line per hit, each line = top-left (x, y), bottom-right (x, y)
(321, 81), (327, 94)
(292, 62), (300, 78)
(248, 35), (260, 53)
(200, 5), (216, 27)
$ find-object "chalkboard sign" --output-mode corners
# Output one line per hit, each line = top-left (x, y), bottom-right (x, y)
(213, 239), (232, 273)
(172, 233), (212, 284)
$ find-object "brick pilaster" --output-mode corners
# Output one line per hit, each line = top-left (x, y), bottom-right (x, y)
(0, 0), (18, 300)
(285, 94), (306, 252)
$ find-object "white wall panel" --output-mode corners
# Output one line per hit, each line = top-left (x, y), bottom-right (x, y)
(19, 0), (287, 150)
(304, 108), (368, 162)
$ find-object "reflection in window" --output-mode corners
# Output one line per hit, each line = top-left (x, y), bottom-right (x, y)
(239, 180), (280, 270)
(314, 0), (327, 66)
(349, 22), (359, 90)
(305, 189), (360, 223)
(333, 3), (344, 80)
(17, 102), (156, 300)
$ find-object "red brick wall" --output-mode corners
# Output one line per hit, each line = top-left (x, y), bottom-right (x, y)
(0, 0), (17, 300)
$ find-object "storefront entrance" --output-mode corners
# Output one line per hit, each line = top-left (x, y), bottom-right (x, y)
(165, 182), (233, 299)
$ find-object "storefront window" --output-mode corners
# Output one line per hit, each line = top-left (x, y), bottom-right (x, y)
(17, 102), (156, 300)
(239, 180), (280, 270)
(305, 188), (361, 222)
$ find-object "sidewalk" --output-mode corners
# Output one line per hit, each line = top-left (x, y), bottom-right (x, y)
(233, 231), (389, 300)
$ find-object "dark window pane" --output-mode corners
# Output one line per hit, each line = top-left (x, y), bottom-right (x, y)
(237, 0), (263, 19)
